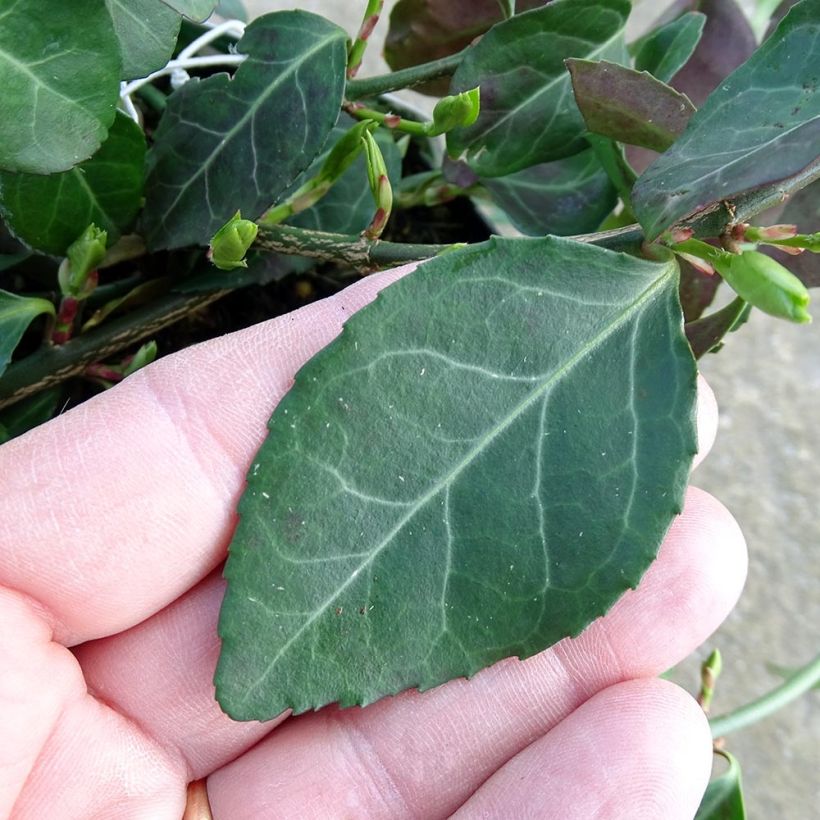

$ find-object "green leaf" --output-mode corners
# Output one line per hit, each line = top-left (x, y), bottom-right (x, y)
(216, 0), (246, 21)
(0, 386), (64, 444)
(567, 59), (696, 152)
(446, 0), (631, 177)
(384, 0), (546, 96)
(480, 150), (617, 236)
(695, 752), (747, 820)
(105, 0), (182, 79)
(0, 113), (146, 257)
(215, 236), (697, 719)
(633, 0), (820, 241)
(685, 296), (750, 358)
(159, 0), (216, 21)
(140, 11), (347, 250)
(287, 119), (402, 235)
(0, 0), (121, 174)
(0, 290), (55, 378)
(632, 12), (706, 84)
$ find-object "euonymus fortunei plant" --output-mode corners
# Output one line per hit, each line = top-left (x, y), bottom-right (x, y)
(1, 1), (819, 815)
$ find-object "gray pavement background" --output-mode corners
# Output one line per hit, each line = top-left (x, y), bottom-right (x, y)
(242, 1), (819, 815)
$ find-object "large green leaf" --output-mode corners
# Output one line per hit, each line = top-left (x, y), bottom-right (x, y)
(141, 11), (347, 250)
(106, 0), (182, 79)
(633, 0), (820, 241)
(159, 0), (216, 21)
(567, 60), (695, 152)
(215, 236), (697, 720)
(384, 0), (546, 96)
(0, 0), (121, 174)
(0, 290), (55, 378)
(632, 11), (706, 84)
(695, 752), (747, 819)
(480, 150), (617, 235)
(287, 118), (403, 235)
(0, 113), (146, 256)
(446, 0), (630, 177)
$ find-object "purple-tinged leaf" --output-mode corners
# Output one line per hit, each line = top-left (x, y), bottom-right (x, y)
(567, 59), (695, 152)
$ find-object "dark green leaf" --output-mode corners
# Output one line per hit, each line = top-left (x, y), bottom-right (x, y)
(215, 236), (697, 719)
(0, 0), (120, 174)
(159, 0), (216, 21)
(0, 290), (55, 378)
(670, 0), (757, 107)
(141, 11), (347, 250)
(695, 751), (747, 819)
(481, 150), (616, 235)
(0, 113), (146, 256)
(384, 0), (546, 96)
(287, 120), (402, 235)
(633, 1), (820, 241)
(105, 0), (182, 79)
(685, 296), (750, 358)
(567, 59), (695, 152)
(174, 251), (313, 293)
(0, 386), (64, 444)
(446, 0), (631, 177)
(0, 251), (31, 273)
(633, 12), (706, 84)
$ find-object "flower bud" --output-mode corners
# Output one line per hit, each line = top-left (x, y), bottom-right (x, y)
(428, 87), (481, 136)
(321, 120), (375, 182)
(714, 250), (811, 324)
(209, 211), (259, 271)
(362, 131), (393, 239)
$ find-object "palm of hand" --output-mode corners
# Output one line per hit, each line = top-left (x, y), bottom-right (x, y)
(1, 268), (745, 819)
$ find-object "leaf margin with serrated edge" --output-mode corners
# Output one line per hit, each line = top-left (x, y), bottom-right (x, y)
(214, 235), (697, 720)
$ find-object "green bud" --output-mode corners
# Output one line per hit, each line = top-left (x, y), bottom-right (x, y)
(428, 87), (481, 136)
(123, 340), (158, 377)
(209, 211), (259, 271)
(714, 250), (811, 324)
(321, 120), (376, 182)
(58, 224), (107, 298)
(361, 130), (393, 239)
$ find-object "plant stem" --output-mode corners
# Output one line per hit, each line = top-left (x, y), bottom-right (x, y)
(344, 102), (432, 137)
(587, 135), (637, 215)
(709, 652), (820, 738)
(346, 48), (468, 99)
(0, 290), (228, 410)
(347, 0), (384, 79)
(136, 83), (167, 112)
(254, 224), (449, 271)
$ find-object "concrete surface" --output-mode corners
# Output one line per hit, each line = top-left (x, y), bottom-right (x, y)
(241, 1), (819, 815)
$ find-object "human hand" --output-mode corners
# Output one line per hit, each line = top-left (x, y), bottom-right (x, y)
(1, 266), (746, 819)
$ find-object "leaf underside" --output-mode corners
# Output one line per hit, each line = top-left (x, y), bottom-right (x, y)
(140, 11), (347, 249)
(215, 236), (697, 720)
(633, 0), (820, 240)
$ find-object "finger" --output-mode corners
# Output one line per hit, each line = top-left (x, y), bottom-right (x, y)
(452, 679), (711, 820)
(0, 265), (411, 645)
(0, 587), (186, 819)
(77, 485), (744, 798)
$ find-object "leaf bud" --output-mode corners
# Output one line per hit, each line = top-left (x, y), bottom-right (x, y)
(428, 87), (481, 136)
(320, 120), (376, 183)
(714, 250), (811, 324)
(58, 224), (107, 298)
(209, 211), (259, 271)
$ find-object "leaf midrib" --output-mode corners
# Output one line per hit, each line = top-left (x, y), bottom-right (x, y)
(155, 27), (343, 231)
(236, 260), (676, 708)
(460, 10), (626, 151)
